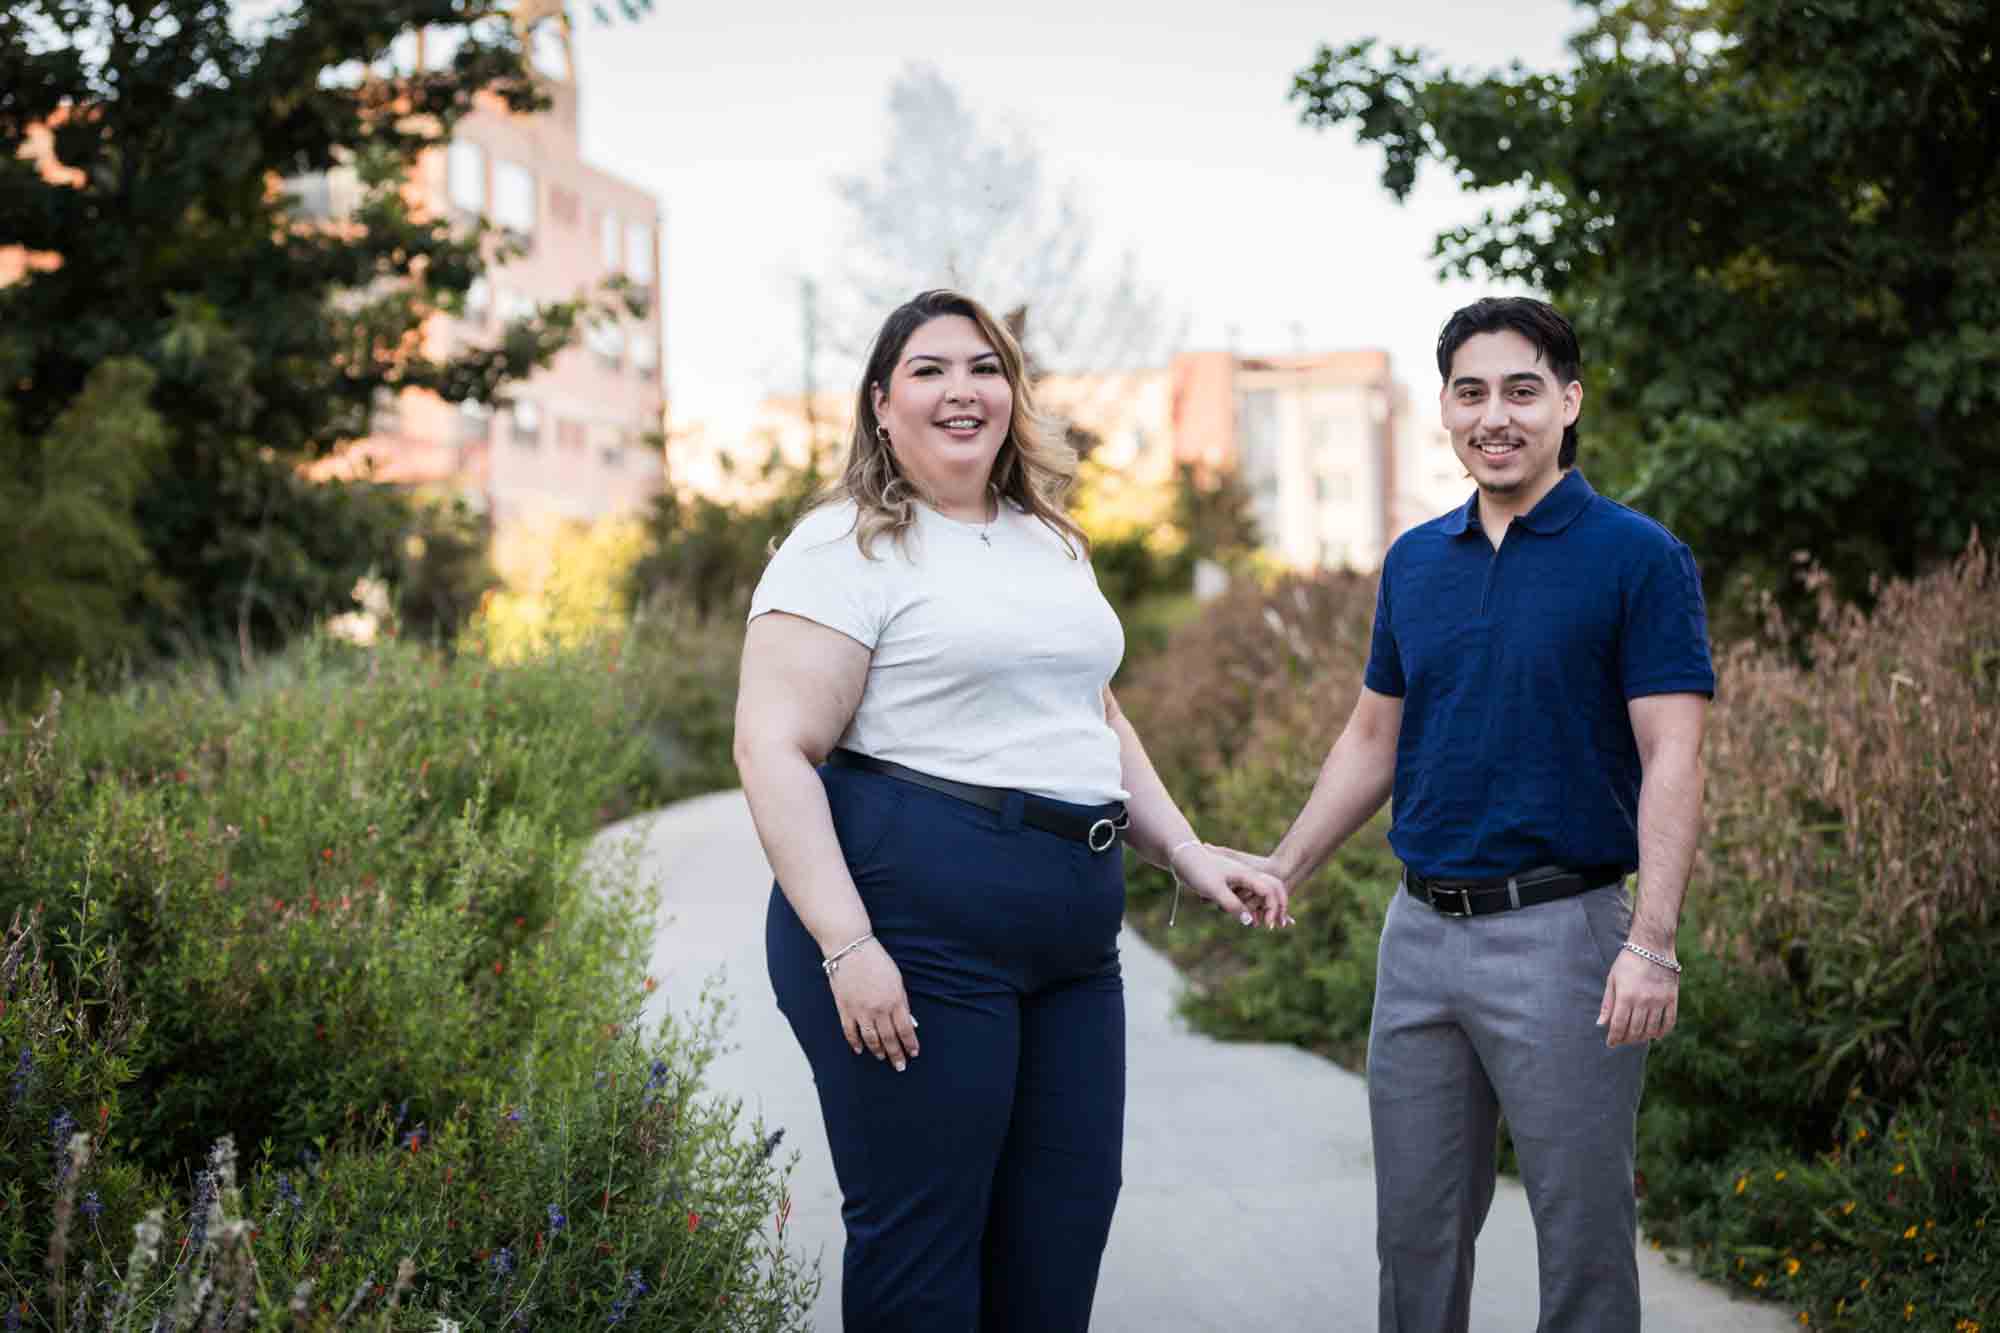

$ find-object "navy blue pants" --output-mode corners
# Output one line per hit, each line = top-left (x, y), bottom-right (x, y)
(767, 763), (1127, 1332)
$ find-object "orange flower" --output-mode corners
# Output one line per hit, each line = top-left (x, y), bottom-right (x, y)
(1841, 1200), (1856, 1216)
(1904, 1225), (1919, 1239)
(1784, 1258), (1801, 1277)
(1753, 1273), (1768, 1289)
(1891, 1162), (1906, 1176)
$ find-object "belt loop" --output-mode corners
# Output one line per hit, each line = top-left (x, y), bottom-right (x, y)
(1506, 876), (1521, 912)
(1001, 789), (1025, 831)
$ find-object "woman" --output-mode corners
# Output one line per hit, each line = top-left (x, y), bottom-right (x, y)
(733, 289), (1288, 1332)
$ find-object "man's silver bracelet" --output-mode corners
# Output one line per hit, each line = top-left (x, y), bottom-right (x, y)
(821, 932), (875, 979)
(1620, 941), (1683, 975)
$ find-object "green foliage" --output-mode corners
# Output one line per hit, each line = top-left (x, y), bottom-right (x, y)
(1118, 543), (2000, 1330)
(628, 451), (830, 622)
(1290, 0), (2000, 618)
(0, 634), (810, 1328)
(0, 357), (167, 694)
(0, 0), (647, 667)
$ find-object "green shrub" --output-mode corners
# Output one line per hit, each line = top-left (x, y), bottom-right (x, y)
(0, 634), (812, 1328)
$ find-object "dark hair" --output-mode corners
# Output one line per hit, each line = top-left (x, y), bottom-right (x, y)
(1435, 297), (1583, 468)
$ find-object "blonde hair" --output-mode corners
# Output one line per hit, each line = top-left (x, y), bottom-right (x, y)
(820, 289), (1087, 559)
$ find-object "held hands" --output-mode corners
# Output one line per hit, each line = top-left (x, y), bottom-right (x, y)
(827, 940), (919, 1071)
(1597, 945), (1680, 1047)
(1170, 842), (1292, 929)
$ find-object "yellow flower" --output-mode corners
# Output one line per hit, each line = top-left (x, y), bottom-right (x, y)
(1906, 1304), (1916, 1322)
(1785, 1257), (1802, 1276)
(1860, 1277), (1871, 1291)
(1736, 1175), (1749, 1195)
(1925, 1251), (1937, 1263)
(1797, 1314), (1810, 1326)
(1892, 1162), (1906, 1175)
(1753, 1274), (1769, 1289)
(1904, 1225), (1919, 1239)
(1842, 1200), (1857, 1216)
(1774, 1170), (1789, 1182)
(1856, 1127), (1870, 1141)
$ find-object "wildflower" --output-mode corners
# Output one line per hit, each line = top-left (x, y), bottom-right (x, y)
(686, 1210), (701, 1233)
(1906, 1304), (1915, 1321)
(1784, 1257), (1801, 1276)
(272, 1173), (303, 1216)
(1841, 1200), (1856, 1215)
(50, 1108), (77, 1182)
(81, 1192), (103, 1221)
(644, 1061), (670, 1094)
(1925, 1218), (1935, 1229)
(1891, 1162), (1906, 1175)
(1797, 1315), (1809, 1326)
(1924, 1251), (1937, 1263)
(505, 1106), (524, 1123)
(1735, 1176), (1748, 1196)
(1753, 1273), (1768, 1289)
(547, 1204), (566, 1234)
(605, 1269), (650, 1326)
(1904, 1225), (1918, 1239)
(404, 1127), (425, 1152)
(1774, 1170), (1788, 1182)
(490, 1247), (516, 1279)
(1860, 1277), (1870, 1291)
(1855, 1127), (1870, 1141)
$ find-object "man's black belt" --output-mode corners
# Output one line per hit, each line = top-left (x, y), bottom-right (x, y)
(1402, 863), (1627, 917)
(827, 748), (1129, 853)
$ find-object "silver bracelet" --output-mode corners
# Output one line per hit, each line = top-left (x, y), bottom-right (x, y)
(1165, 838), (1201, 928)
(1621, 941), (1683, 975)
(821, 933), (875, 979)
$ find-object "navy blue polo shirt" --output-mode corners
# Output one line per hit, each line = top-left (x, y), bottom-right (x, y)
(1363, 469), (1714, 880)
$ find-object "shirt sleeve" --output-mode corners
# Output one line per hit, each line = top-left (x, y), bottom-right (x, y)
(1363, 557), (1406, 698)
(747, 507), (888, 651)
(1620, 539), (1716, 700)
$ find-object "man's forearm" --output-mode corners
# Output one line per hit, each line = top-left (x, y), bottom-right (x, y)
(1628, 747), (1703, 953)
(1271, 726), (1396, 887)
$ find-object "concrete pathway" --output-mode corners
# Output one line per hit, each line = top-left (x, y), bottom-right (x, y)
(611, 791), (1790, 1332)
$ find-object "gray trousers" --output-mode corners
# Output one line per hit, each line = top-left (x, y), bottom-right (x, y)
(1368, 881), (1647, 1333)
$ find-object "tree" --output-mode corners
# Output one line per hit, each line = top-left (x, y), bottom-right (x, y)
(1290, 0), (2000, 613)
(0, 0), (649, 672)
(831, 65), (1184, 381)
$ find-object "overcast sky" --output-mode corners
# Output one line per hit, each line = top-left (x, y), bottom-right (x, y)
(564, 0), (1582, 434)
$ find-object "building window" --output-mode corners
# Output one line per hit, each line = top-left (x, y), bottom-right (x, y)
(492, 159), (536, 233)
(600, 210), (622, 271)
(529, 19), (570, 82)
(623, 220), (654, 283)
(455, 399), (492, 444)
(446, 140), (485, 215)
(630, 333), (658, 379)
(498, 287), (537, 326)
(586, 320), (625, 372)
(549, 184), (580, 227)
(463, 276), (491, 322)
(510, 399), (541, 448)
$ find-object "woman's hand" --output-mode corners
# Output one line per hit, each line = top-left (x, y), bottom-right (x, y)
(1171, 843), (1292, 929)
(829, 940), (920, 1071)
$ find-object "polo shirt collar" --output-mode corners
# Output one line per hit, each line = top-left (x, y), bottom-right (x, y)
(1444, 468), (1596, 539)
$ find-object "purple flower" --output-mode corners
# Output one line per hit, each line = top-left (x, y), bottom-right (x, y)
(491, 1246), (516, 1277)
(50, 1108), (77, 1182)
(186, 1168), (218, 1254)
(644, 1060), (670, 1093)
(403, 1125), (426, 1151)
(546, 1203), (567, 1234)
(760, 1128), (785, 1161)
(505, 1107), (525, 1123)
(605, 1269), (651, 1325)
(81, 1191), (103, 1220)
(270, 1173), (303, 1217)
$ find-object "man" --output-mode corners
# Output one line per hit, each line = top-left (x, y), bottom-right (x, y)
(1226, 298), (1712, 1330)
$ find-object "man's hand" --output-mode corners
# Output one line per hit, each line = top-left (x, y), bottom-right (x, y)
(1597, 948), (1679, 1047)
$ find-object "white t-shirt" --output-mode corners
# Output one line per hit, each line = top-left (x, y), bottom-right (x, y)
(747, 497), (1128, 804)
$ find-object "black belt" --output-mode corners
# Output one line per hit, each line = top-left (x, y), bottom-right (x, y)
(1402, 863), (1626, 917)
(827, 749), (1129, 853)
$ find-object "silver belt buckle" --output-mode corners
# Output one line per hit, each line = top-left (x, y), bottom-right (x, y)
(1429, 884), (1474, 917)
(1087, 818), (1117, 853)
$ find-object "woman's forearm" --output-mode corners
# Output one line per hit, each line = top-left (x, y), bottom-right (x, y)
(736, 741), (872, 957)
(1108, 712), (1197, 868)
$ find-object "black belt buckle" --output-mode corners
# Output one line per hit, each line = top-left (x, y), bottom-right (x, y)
(1426, 883), (1475, 917)
(1086, 809), (1130, 854)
